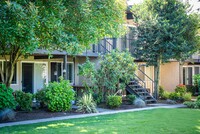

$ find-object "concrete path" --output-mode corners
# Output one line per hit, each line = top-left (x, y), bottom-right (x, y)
(0, 104), (186, 128)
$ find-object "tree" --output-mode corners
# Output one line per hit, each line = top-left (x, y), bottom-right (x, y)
(79, 50), (137, 101)
(0, 0), (126, 87)
(130, 0), (200, 99)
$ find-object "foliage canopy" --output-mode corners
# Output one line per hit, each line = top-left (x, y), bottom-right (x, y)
(130, 0), (200, 98)
(0, 0), (126, 87)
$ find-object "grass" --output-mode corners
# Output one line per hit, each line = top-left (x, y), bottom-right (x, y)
(0, 108), (200, 134)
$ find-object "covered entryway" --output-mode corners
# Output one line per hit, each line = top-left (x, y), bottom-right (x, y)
(22, 62), (48, 93)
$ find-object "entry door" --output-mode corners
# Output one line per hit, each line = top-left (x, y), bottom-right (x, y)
(22, 63), (34, 93)
(34, 63), (48, 93)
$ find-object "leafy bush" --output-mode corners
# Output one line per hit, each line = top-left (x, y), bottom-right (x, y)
(183, 93), (192, 101)
(106, 95), (122, 108)
(45, 77), (75, 112)
(184, 101), (195, 108)
(186, 85), (196, 96)
(193, 74), (200, 93)
(197, 95), (200, 101)
(14, 90), (33, 111)
(194, 101), (200, 109)
(184, 101), (200, 109)
(35, 88), (48, 108)
(193, 74), (200, 86)
(169, 92), (181, 101)
(175, 84), (186, 96)
(79, 51), (137, 100)
(159, 86), (165, 99)
(0, 84), (16, 110)
(77, 93), (97, 113)
(126, 94), (136, 104)
(161, 91), (170, 100)
(92, 93), (102, 104)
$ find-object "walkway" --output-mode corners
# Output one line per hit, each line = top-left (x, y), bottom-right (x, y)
(0, 104), (186, 128)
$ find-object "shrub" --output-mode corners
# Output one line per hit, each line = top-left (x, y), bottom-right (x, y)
(159, 86), (165, 98)
(45, 77), (75, 112)
(14, 90), (33, 111)
(194, 101), (200, 109)
(184, 101), (195, 108)
(35, 88), (48, 108)
(77, 93), (97, 113)
(106, 95), (122, 108)
(92, 93), (102, 104)
(169, 92), (181, 101)
(161, 91), (170, 100)
(0, 84), (16, 110)
(175, 84), (186, 96)
(197, 95), (200, 102)
(193, 74), (200, 86)
(186, 85), (196, 96)
(126, 94), (136, 104)
(183, 93), (192, 101)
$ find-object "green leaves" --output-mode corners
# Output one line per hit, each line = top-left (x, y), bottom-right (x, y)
(45, 77), (75, 112)
(0, 0), (126, 87)
(131, 0), (200, 65)
(0, 84), (16, 110)
(79, 51), (137, 98)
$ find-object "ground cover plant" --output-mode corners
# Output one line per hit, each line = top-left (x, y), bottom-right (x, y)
(0, 108), (200, 134)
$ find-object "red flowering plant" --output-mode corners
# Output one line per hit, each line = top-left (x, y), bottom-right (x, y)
(175, 84), (186, 96)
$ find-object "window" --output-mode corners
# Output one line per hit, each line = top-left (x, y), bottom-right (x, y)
(0, 61), (17, 84)
(67, 63), (74, 83)
(183, 66), (200, 85)
(51, 62), (62, 82)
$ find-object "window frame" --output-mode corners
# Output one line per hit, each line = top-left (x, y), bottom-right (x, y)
(67, 62), (74, 84)
(182, 65), (200, 85)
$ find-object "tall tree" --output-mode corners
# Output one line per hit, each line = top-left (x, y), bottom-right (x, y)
(0, 0), (126, 87)
(130, 0), (200, 98)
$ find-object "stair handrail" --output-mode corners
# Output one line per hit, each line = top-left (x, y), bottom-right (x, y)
(99, 42), (111, 53)
(138, 67), (155, 95)
(133, 74), (146, 89)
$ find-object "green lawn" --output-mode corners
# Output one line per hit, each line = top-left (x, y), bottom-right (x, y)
(1, 108), (200, 134)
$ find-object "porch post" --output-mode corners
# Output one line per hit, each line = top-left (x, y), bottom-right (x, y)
(63, 55), (68, 80)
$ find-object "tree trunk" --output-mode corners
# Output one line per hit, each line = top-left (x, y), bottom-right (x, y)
(2, 48), (20, 88)
(154, 56), (161, 99)
(5, 62), (15, 88)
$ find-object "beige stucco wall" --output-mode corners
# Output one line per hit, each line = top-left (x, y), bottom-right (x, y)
(160, 62), (180, 92)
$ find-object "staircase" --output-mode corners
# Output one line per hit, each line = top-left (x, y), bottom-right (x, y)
(126, 80), (157, 104)
(99, 38), (157, 104)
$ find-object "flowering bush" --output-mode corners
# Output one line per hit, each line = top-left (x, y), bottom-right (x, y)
(175, 84), (186, 96)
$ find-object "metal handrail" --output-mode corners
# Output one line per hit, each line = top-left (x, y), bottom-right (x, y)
(133, 74), (146, 89)
(99, 43), (111, 53)
(138, 68), (154, 82)
(138, 67), (154, 95)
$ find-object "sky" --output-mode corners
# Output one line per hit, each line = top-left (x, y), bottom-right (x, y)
(127, 0), (200, 13)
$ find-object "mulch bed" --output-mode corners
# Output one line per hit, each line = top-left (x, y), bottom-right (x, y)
(14, 108), (81, 122)
(1, 101), (169, 123)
